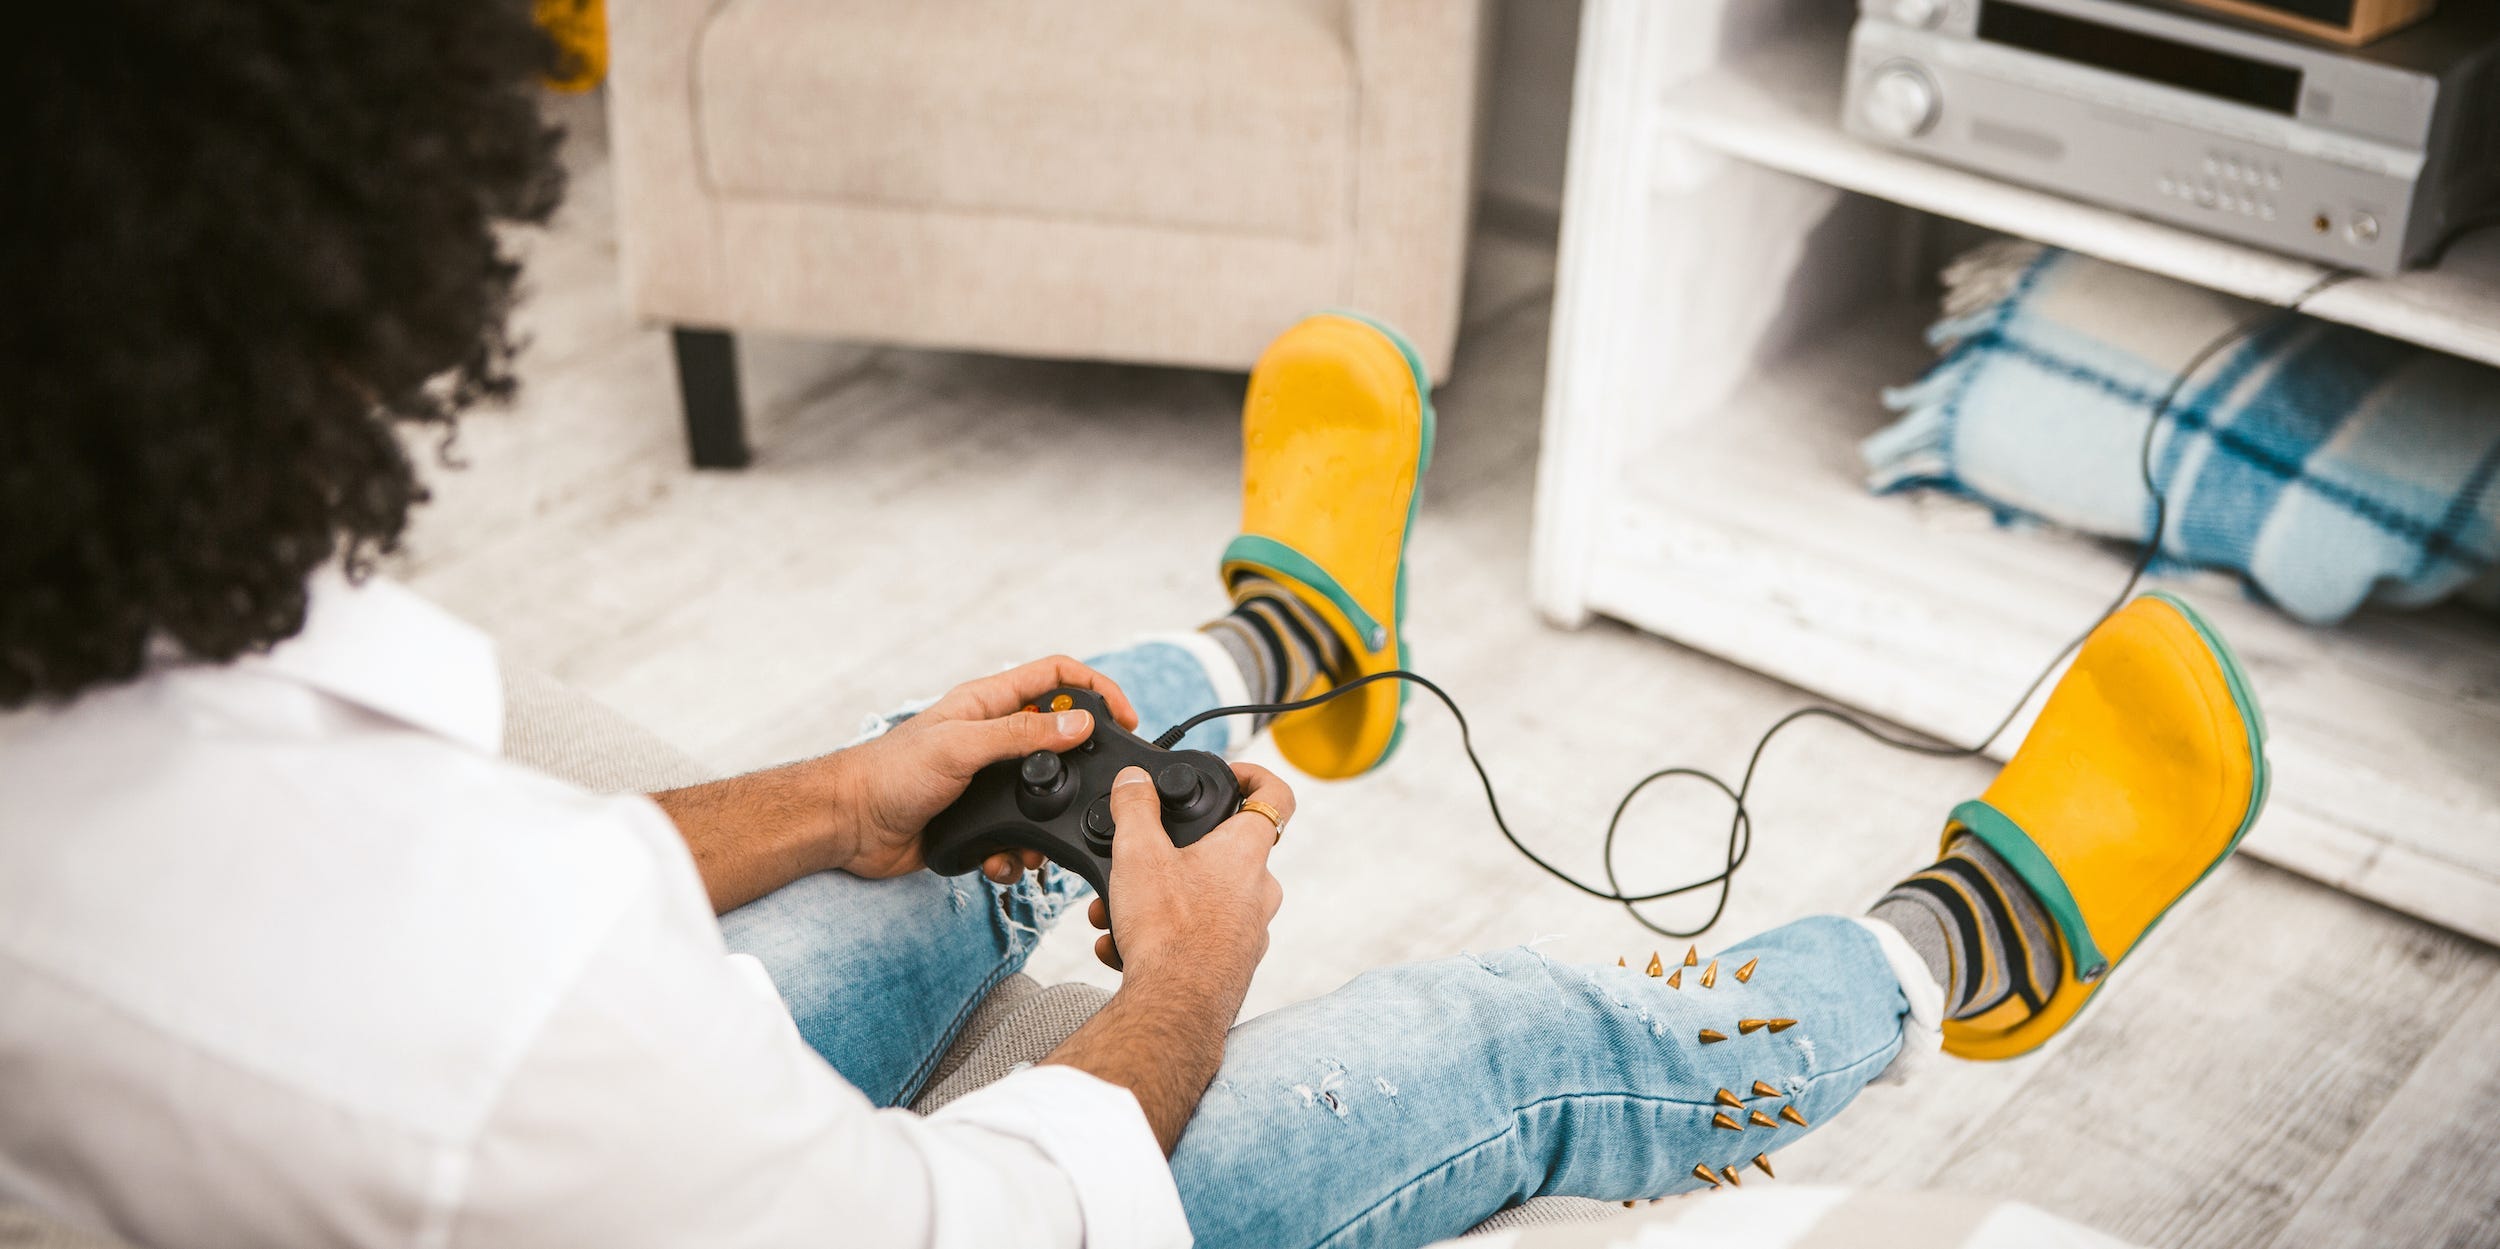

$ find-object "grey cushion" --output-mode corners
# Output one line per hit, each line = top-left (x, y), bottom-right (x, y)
(1470, 1197), (1627, 1234)
(499, 665), (714, 794)
(911, 978), (1113, 1114)
(0, 1206), (124, 1249)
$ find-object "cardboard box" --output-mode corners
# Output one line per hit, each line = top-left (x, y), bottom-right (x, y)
(2165, 0), (2439, 46)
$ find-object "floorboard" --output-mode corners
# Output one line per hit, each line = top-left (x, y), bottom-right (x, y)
(2266, 967), (2500, 1249)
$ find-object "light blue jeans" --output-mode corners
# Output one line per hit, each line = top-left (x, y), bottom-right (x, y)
(720, 641), (1915, 1249)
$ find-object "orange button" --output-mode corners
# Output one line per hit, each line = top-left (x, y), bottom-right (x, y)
(1049, 694), (1074, 713)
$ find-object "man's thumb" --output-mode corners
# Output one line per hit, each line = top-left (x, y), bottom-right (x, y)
(1107, 766), (1171, 850)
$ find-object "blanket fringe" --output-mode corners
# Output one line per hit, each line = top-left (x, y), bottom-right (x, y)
(1864, 377), (1956, 494)
(1867, 239), (2046, 493)
(1938, 239), (2047, 328)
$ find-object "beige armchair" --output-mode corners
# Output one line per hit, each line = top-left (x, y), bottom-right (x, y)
(607, 0), (1488, 465)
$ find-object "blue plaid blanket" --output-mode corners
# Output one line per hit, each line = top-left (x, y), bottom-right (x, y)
(1864, 242), (2500, 626)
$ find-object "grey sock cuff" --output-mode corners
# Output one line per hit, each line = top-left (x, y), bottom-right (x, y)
(1866, 893), (1957, 1003)
(1198, 617), (1277, 704)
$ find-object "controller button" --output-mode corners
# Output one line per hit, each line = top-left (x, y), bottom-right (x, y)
(1050, 693), (1075, 713)
(1155, 762), (1204, 809)
(1083, 794), (1118, 845)
(1019, 750), (1065, 794)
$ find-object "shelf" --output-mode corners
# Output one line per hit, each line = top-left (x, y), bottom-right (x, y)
(1652, 25), (2500, 369)
(1583, 302), (2500, 947)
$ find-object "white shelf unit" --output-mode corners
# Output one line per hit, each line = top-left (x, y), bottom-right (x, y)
(1533, 0), (2500, 946)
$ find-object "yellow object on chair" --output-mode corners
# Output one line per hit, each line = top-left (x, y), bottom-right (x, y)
(535, 0), (607, 93)
(1942, 592), (2269, 1060)
(1222, 313), (1435, 780)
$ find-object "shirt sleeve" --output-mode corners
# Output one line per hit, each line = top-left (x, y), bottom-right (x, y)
(447, 804), (1192, 1249)
(934, 1066), (1192, 1249)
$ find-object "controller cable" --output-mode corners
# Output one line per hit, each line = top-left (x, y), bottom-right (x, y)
(1157, 269), (2354, 939)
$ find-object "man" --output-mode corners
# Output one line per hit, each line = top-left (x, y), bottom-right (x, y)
(0, 4), (2266, 1247)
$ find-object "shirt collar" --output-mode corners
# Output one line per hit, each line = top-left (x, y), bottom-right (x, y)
(239, 569), (504, 753)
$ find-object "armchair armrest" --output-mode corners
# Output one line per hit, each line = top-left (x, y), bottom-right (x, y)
(1345, 0), (1492, 381)
(605, 0), (731, 323)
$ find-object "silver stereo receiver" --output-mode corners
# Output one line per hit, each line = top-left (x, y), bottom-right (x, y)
(1841, 0), (2500, 274)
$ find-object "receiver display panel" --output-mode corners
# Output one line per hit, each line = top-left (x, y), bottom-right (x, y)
(1979, 2), (2304, 115)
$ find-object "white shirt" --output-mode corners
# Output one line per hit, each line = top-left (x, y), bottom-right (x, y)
(0, 574), (1191, 1249)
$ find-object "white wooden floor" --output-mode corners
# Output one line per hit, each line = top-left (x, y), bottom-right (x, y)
(397, 95), (2500, 1249)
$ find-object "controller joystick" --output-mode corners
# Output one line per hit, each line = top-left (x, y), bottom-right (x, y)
(1155, 762), (1219, 822)
(921, 686), (1240, 900)
(1015, 750), (1075, 820)
(1020, 750), (1064, 793)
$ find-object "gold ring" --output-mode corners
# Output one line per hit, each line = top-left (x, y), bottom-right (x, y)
(1238, 798), (1286, 839)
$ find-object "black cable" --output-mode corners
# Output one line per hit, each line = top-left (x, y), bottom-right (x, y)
(1161, 267), (2355, 938)
(1161, 668), (1669, 905)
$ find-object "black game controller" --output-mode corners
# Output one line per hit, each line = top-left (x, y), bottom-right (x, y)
(920, 686), (1241, 898)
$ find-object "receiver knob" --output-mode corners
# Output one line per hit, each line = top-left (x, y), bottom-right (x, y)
(1863, 63), (1940, 140)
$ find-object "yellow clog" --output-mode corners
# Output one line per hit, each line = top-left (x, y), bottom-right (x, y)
(1943, 591), (2269, 1060)
(1221, 312), (1433, 779)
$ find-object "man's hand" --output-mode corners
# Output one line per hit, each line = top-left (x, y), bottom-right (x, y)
(1086, 763), (1291, 976)
(650, 655), (1137, 913)
(1044, 762), (1291, 1155)
(826, 655), (1140, 881)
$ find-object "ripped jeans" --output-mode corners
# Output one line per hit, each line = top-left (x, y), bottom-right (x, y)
(719, 638), (1921, 1249)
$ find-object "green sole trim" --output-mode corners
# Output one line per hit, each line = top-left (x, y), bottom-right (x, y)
(1320, 312), (1435, 762)
(1379, 635), (1414, 767)
(2144, 591), (2272, 857)
(1951, 799), (2110, 982)
(1237, 310), (1436, 773)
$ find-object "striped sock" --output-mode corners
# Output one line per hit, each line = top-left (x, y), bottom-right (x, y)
(1197, 576), (1354, 730)
(1866, 836), (2064, 1021)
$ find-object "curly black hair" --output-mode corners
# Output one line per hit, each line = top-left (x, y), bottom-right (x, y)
(1, 2), (567, 707)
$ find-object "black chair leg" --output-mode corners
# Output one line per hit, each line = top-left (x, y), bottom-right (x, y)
(671, 327), (750, 469)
